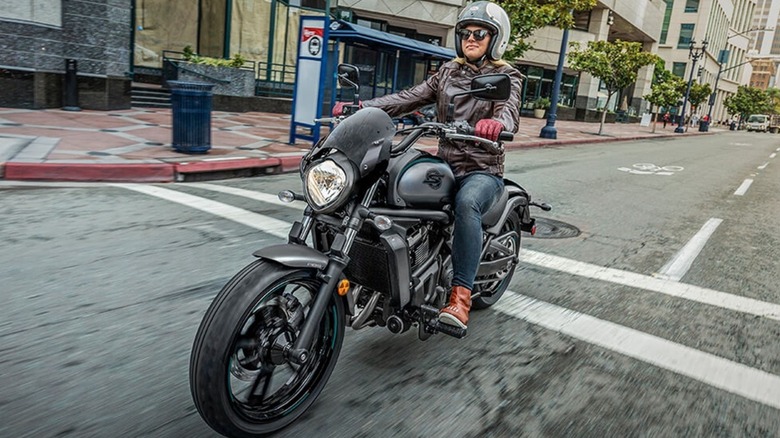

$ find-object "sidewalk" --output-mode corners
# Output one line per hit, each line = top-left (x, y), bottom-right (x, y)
(0, 107), (722, 183)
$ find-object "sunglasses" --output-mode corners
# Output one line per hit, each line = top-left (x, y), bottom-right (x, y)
(457, 28), (491, 41)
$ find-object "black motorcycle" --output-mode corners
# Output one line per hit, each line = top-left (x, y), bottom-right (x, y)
(189, 64), (551, 438)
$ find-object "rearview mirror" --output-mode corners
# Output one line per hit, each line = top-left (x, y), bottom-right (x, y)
(470, 73), (511, 101)
(337, 64), (360, 89)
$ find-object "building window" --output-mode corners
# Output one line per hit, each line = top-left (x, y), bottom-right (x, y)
(572, 10), (590, 31)
(677, 23), (695, 49)
(0, 0), (61, 27)
(684, 0), (699, 12)
(660, 0), (674, 44)
(672, 62), (687, 78)
(356, 17), (385, 31)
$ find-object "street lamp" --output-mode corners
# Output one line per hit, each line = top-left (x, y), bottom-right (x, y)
(676, 39), (708, 133)
(701, 28), (767, 132)
(539, 27), (570, 139)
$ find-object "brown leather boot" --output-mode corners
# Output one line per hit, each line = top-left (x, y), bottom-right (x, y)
(439, 286), (471, 329)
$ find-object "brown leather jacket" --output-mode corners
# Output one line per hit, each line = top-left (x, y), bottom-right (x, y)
(363, 59), (523, 177)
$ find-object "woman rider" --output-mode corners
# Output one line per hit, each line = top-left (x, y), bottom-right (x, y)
(333, 1), (522, 332)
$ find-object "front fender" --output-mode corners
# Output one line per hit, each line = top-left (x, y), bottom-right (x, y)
(253, 244), (329, 270)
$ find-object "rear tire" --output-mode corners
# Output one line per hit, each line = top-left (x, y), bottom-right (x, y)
(473, 210), (521, 310)
(190, 260), (345, 437)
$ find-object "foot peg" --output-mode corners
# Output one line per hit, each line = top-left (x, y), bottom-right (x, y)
(430, 320), (467, 339)
(420, 304), (467, 339)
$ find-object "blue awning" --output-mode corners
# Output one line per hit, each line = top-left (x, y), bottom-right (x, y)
(329, 20), (455, 60)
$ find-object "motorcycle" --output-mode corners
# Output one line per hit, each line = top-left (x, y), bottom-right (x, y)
(189, 63), (551, 438)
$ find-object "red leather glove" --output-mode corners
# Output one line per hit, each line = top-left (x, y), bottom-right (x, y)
(332, 101), (362, 116)
(475, 119), (504, 142)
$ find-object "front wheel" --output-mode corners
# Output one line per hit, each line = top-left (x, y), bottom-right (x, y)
(473, 210), (521, 310)
(190, 260), (345, 438)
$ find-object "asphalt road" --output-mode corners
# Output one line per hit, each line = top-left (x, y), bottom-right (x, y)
(1, 130), (779, 437)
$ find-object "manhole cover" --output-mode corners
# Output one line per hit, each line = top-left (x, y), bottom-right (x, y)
(528, 218), (580, 239)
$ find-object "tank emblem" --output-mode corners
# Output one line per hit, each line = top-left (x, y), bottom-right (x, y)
(423, 169), (444, 190)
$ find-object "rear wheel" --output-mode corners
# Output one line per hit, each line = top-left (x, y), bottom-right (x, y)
(190, 260), (345, 437)
(473, 210), (521, 310)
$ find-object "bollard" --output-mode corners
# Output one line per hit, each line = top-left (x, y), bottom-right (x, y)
(63, 59), (81, 111)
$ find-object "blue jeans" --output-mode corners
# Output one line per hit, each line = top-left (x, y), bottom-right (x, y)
(451, 172), (504, 290)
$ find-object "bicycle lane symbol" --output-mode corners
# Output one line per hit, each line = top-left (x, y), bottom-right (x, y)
(617, 163), (684, 176)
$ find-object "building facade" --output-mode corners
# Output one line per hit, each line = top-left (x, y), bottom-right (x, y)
(749, 57), (776, 87)
(8, 0), (757, 121)
(0, 0), (133, 110)
(749, 0), (779, 54)
(656, 0), (757, 123)
(521, 1), (665, 117)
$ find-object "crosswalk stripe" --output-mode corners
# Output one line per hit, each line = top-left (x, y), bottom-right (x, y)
(115, 182), (780, 409)
(187, 183), (305, 210)
(520, 250), (780, 320)
(111, 184), (291, 239)
(498, 291), (780, 410)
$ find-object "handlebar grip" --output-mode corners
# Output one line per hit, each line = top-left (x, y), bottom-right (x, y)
(462, 125), (513, 142)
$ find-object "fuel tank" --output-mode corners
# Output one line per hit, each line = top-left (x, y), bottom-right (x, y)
(386, 149), (455, 209)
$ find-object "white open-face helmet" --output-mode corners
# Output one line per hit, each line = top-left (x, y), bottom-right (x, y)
(455, 1), (511, 60)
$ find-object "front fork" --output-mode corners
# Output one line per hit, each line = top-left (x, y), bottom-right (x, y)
(286, 182), (379, 365)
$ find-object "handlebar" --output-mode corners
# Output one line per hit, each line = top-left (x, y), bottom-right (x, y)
(460, 125), (514, 143)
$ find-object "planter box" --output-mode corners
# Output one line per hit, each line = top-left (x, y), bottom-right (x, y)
(556, 106), (576, 121)
(175, 63), (255, 97)
(576, 108), (617, 123)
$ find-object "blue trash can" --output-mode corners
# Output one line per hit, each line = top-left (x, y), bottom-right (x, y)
(169, 81), (214, 154)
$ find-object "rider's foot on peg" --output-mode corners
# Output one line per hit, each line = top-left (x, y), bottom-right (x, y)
(439, 286), (471, 329)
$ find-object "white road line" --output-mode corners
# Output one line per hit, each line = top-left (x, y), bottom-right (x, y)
(734, 179), (753, 196)
(111, 184), (290, 239)
(770, 153), (777, 159)
(122, 184), (780, 321)
(118, 184), (780, 409)
(187, 183), (305, 210)
(656, 218), (723, 282)
(758, 162), (769, 170)
(520, 249), (780, 320)
(497, 292), (780, 410)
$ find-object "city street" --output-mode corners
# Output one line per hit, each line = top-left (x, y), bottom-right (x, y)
(2, 131), (780, 437)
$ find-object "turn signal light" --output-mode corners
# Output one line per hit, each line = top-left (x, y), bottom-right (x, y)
(337, 279), (350, 296)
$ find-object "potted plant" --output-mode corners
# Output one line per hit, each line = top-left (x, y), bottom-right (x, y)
(533, 97), (551, 119)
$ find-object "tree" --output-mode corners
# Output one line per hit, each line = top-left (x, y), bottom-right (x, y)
(644, 75), (684, 133)
(500, 0), (597, 60)
(723, 86), (772, 124)
(567, 39), (660, 135)
(765, 87), (780, 114)
(651, 58), (675, 86)
(687, 81), (712, 114)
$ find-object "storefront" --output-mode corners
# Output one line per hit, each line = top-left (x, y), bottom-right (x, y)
(516, 65), (580, 110)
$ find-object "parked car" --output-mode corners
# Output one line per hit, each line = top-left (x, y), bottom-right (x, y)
(768, 114), (780, 133)
(745, 114), (769, 132)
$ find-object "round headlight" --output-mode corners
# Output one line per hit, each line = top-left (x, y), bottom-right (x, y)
(304, 159), (348, 210)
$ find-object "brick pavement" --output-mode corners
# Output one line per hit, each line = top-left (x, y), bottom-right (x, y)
(0, 107), (722, 183)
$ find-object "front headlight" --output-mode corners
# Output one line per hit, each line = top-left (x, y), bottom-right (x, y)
(305, 159), (348, 210)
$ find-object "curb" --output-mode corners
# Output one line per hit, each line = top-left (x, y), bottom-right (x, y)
(4, 162), (176, 182)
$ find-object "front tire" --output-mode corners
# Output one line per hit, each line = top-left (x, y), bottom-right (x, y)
(190, 260), (345, 437)
(473, 210), (521, 310)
